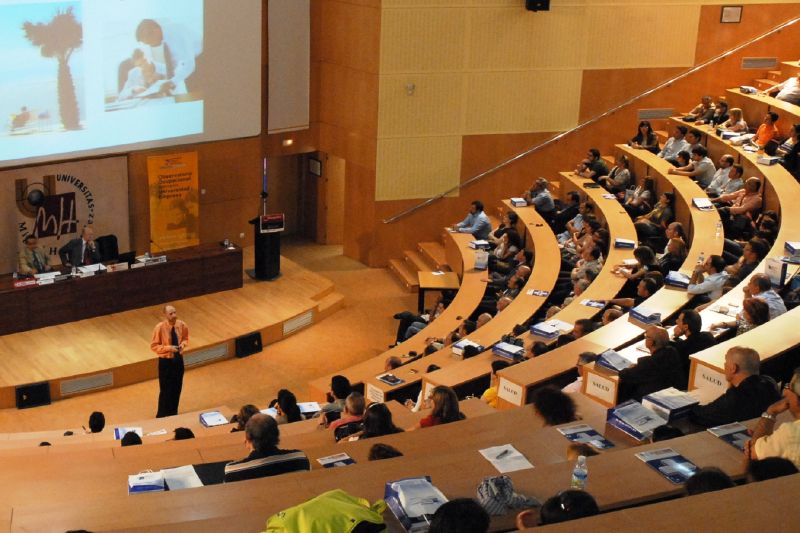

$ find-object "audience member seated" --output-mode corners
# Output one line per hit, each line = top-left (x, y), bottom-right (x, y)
(629, 120), (660, 154)
(634, 192), (675, 248)
(726, 237), (769, 285)
(688, 254), (729, 303)
(684, 95), (716, 122)
(318, 375), (352, 418)
(535, 490), (599, 526)
(689, 346), (781, 428)
(532, 386), (578, 426)
(489, 230), (522, 272)
(619, 326), (685, 401)
(623, 177), (655, 218)
(453, 200), (492, 240)
(561, 278), (590, 307)
(598, 154), (631, 193)
(685, 468), (735, 496)
(558, 200), (593, 244)
(570, 246), (603, 283)
(385, 356), (403, 372)
(607, 277), (658, 311)
(224, 414), (310, 483)
(752, 111), (780, 149)
(685, 128), (704, 151)
(405, 364), (442, 412)
(746, 457), (799, 482)
(231, 404), (260, 433)
(659, 238), (687, 272)
(696, 99), (729, 127)
(552, 191), (581, 234)
(658, 125), (690, 165)
(718, 107), (748, 134)
(523, 177), (556, 220)
(746, 366), (800, 468)
(562, 352), (598, 393)
(710, 297), (770, 337)
(476, 312), (492, 329)
(273, 389), (303, 425)
(712, 177), (763, 240)
(744, 273), (787, 319)
(572, 318), (597, 339)
(429, 498), (490, 533)
(602, 306), (623, 325)
(763, 75), (800, 105)
(576, 148), (609, 181)
(671, 309), (715, 372)
(395, 300), (447, 344)
(705, 157), (740, 197)
(330, 392), (366, 441)
(357, 403), (404, 440)
(416, 386), (466, 429)
(488, 210), (520, 247)
(121, 432), (142, 447)
(668, 146), (716, 188)
(87, 411), (105, 433)
(616, 245), (660, 295)
(173, 427), (194, 440)
(367, 443), (404, 461)
(780, 124), (800, 180)
(481, 360), (512, 408)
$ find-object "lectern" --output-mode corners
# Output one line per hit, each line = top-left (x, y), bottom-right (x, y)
(248, 213), (284, 280)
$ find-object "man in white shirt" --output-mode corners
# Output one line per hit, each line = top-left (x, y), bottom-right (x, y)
(687, 254), (729, 301)
(764, 76), (800, 106)
(707, 161), (743, 198)
(746, 274), (787, 319)
(668, 146), (716, 188)
(658, 125), (690, 164)
(704, 155), (733, 197)
(746, 367), (800, 469)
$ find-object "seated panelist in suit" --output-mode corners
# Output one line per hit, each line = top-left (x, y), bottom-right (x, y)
(58, 226), (102, 268)
(18, 235), (51, 275)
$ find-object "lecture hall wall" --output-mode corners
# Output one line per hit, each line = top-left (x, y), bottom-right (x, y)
(319, 0), (800, 266)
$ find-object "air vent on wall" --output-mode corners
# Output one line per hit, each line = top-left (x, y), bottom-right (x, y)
(638, 108), (675, 120)
(185, 343), (229, 368)
(283, 310), (314, 336)
(741, 57), (778, 70)
(60, 372), (113, 396)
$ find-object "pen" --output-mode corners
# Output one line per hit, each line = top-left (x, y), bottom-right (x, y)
(495, 449), (511, 460)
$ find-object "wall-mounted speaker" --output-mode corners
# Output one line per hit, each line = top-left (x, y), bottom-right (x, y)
(16, 382), (51, 409)
(526, 0), (550, 11)
(235, 331), (263, 358)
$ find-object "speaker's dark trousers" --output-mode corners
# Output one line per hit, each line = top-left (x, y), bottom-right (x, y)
(156, 355), (184, 418)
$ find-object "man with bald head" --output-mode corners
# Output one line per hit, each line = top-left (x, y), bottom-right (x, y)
(618, 326), (684, 401)
(59, 225), (102, 268)
(151, 304), (189, 417)
(689, 347), (780, 428)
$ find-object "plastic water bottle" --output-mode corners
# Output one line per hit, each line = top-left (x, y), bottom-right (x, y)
(697, 251), (705, 266)
(570, 455), (588, 490)
(715, 221), (722, 238)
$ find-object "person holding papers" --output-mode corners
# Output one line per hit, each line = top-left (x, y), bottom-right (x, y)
(224, 414), (310, 483)
(618, 326), (685, 401)
(689, 347), (780, 428)
(453, 200), (492, 240)
(745, 366), (800, 469)
(58, 226), (102, 268)
(151, 304), (188, 418)
(17, 235), (51, 275)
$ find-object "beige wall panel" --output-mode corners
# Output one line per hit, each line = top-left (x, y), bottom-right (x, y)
(380, 8), (467, 73)
(468, 7), (587, 70)
(465, 70), (582, 134)
(378, 73), (465, 138)
(583, 5), (700, 68)
(376, 137), (463, 200)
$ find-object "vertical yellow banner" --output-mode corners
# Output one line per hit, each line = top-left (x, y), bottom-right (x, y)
(147, 152), (200, 251)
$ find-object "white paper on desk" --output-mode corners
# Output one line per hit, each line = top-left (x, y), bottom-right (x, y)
(162, 465), (203, 490)
(78, 263), (106, 273)
(33, 271), (58, 279)
(145, 429), (168, 436)
(432, 271), (445, 276)
(479, 444), (534, 473)
(261, 407), (279, 418)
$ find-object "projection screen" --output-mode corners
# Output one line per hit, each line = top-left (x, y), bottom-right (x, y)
(0, 0), (262, 169)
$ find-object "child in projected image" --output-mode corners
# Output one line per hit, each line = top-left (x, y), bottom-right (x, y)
(117, 48), (164, 101)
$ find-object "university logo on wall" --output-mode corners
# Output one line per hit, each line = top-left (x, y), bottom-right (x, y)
(16, 173), (95, 258)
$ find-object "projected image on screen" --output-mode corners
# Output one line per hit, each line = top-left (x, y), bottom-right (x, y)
(0, 0), (261, 169)
(0, 1), (86, 136)
(102, 3), (203, 113)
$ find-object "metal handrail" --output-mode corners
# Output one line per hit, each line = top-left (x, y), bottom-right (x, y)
(383, 15), (800, 224)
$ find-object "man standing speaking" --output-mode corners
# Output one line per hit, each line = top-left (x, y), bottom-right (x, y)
(151, 305), (189, 417)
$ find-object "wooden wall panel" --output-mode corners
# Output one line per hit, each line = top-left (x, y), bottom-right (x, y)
(579, 67), (685, 122)
(378, 73), (465, 137)
(376, 136), (463, 201)
(380, 8), (467, 73)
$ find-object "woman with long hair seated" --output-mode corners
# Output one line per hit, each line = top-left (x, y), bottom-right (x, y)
(274, 389), (303, 425)
(356, 403), (404, 440)
(415, 386), (466, 429)
(629, 120), (660, 154)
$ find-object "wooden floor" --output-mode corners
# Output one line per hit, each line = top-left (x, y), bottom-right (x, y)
(0, 246), (340, 407)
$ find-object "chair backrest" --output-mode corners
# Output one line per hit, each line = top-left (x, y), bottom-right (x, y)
(95, 235), (119, 262)
(334, 421), (364, 442)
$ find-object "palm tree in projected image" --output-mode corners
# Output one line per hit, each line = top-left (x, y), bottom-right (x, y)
(22, 6), (83, 131)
